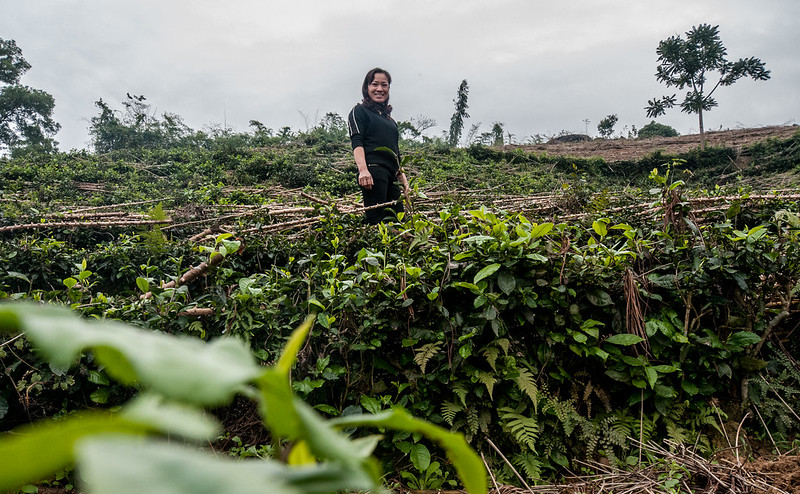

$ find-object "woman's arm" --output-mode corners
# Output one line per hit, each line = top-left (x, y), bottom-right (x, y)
(354, 146), (373, 190)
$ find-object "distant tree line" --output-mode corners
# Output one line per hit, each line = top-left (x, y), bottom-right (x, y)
(1, 25), (771, 156)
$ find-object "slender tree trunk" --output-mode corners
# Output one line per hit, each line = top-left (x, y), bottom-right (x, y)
(698, 110), (706, 150)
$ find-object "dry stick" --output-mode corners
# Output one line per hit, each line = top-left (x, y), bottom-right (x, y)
(0, 333), (25, 349)
(46, 211), (136, 219)
(177, 308), (215, 317)
(480, 452), (502, 494)
(239, 216), (323, 234)
(68, 197), (172, 214)
(751, 403), (780, 456)
(716, 405), (733, 449)
(141, 250), (226, 300)
(300, 191), (334, 206)
(734, 411), (750, 466)
(0, 219), (172, 233)
(639, 388), (644, 466)
(484, 437), (535, 493)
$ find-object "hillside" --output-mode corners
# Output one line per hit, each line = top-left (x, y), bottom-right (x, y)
(0, 123), (799, 493)
(515, 125), (798, 162)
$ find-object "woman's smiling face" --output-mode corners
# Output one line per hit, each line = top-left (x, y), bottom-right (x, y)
(367, 73), (390, 104)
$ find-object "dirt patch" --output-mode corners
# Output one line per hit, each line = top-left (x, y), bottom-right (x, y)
(745, 455), (800, 494)
(511, 125), (799, 163)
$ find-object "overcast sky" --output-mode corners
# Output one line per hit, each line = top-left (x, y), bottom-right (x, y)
(3, 0), (798, 151)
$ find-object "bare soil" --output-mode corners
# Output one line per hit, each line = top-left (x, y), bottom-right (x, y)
(512, 125), (799, 163)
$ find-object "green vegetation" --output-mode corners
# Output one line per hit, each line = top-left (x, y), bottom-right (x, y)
(0, 38), (60, 157)
(638, 121), (680, 139)
(0, 304), (485, 494)
(645, 23), (771, 149)
(449, 79), (470, 147)
(0, 85), (799, 492)
(597, 114), (618, 138)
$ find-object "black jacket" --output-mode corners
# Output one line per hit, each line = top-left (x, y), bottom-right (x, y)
(347, 103), (400, 175)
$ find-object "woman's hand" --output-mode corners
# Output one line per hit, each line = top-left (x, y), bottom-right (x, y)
(358, 170), (374, 189)
(354, 147), (373, 189)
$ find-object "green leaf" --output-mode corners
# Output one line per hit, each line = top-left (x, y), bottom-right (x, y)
(681, 381), (699, 395)
(727, 331), (761, 349)
(409, 443), (431, 472)
(78, 437), (378, 494)
(7, 271), (31, 284)
(592, 220), (608, 237)
(87, 370), (109, 386)
(0, 303), (263, 405)
(121, 394), (219, 441)
(473, 263), (501, 284)
(651, 365), (679, 374)
(0, 412), (151, 492)
(529, 223), (553, 238)
(331, 407), (487, 494)
(586, 289), (613, 306)
(604, 334), (644, 346)
(360, 395), (381, 415)
(136, 277), (149, 294)
(645, 366), (659, 389)
(452, 282), (480, 292)
(497, 272), (516, 295)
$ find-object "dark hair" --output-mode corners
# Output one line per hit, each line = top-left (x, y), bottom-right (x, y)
(361, 67), (392, 116)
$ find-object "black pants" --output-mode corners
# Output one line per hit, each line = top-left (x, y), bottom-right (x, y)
(361, 164), (404, 224)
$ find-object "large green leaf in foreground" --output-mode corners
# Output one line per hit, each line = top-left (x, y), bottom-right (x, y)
(0, 302), (486, 493)
(0, 303), (263, 405)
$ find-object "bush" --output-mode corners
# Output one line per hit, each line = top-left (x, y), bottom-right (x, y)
(638, 121), (679, 139)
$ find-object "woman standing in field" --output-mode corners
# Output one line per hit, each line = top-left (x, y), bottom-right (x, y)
(348, 67), (409, 224)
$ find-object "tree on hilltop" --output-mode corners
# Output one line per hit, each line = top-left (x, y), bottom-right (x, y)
(645, 24), (770, 149)
(448, 79), (470, 147)
(0, 38), (60, 155)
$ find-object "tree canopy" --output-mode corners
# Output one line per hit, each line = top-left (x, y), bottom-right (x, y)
(645, 24), (770, 149)
(0, 38), (60, 155)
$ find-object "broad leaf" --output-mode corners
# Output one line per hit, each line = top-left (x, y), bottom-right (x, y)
(331, 407), (487, 494)
(0, 303), (263, 405)
(78, 438), (378, 494)
(604, 334), (645, 346)
(473, 263), (501, 284)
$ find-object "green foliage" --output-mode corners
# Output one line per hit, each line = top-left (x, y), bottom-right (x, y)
(0, 303), (487, 494)
(597, 114), (618, 138)
(645, 24), (770, 147)
(449, 79), (470, 147)
(638, 120), (680, 138)
(0, 38), (60, 155)
(1, 123), (799, 489)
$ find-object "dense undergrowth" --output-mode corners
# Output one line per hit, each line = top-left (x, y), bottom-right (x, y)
(1, 128), (799, 490)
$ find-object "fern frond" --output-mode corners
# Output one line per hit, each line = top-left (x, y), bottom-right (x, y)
(495, 338), (510, 355)
(476, 370), (497, 400)
(665, 420), (691, 446)
(483, 346), (500, 372)
(479, 409), (492, 434)
(414, 341), (442, 374)
(466, 407), (479, 442)
(515, 367), (540, 412)
(605, 417), (632, 448)
(499, 407), (539, 451)
(511, 452), (542, 481)
(441, 401), (462, 426)
(453, 384), (468, 407)
(542, 397), (580, 436)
